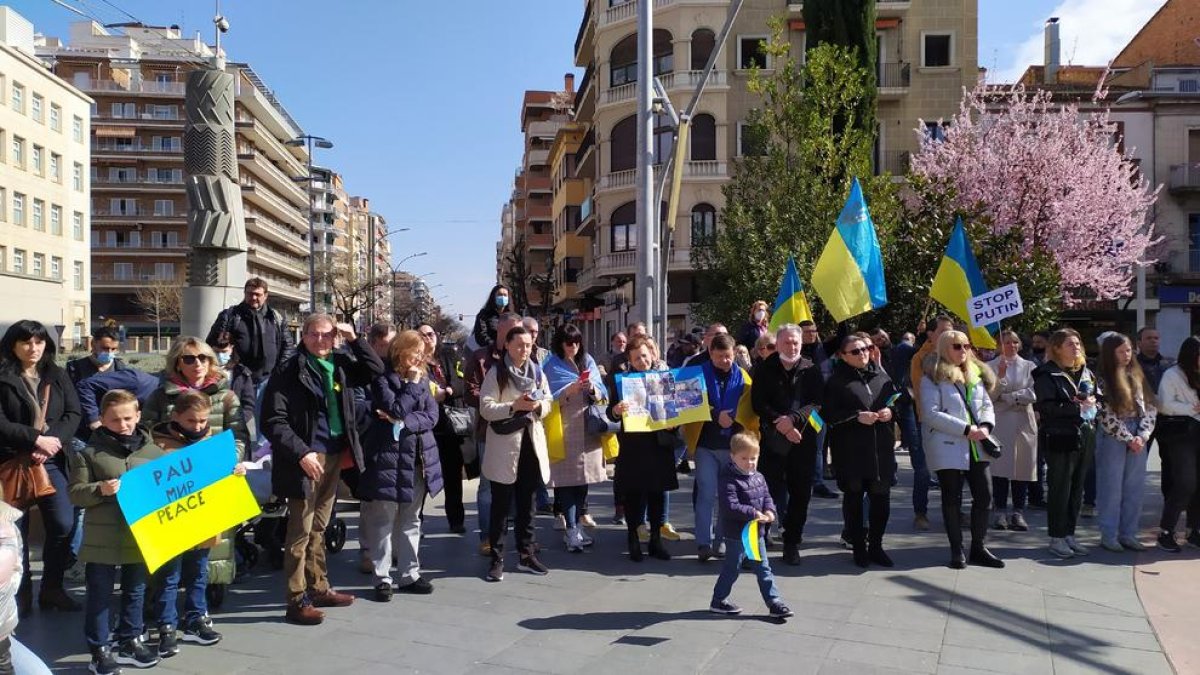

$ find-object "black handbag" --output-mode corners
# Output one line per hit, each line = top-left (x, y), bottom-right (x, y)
(443, 406), (476, 437)
(585, 404), (620, 436)
(954, 384), (1003, 459)
(489, 411), (532, 435)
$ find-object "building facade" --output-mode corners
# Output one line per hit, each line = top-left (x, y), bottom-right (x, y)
(36, 20), (312, 336)
(0, 8), (92, 347)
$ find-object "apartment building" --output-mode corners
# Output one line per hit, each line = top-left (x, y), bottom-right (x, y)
(36, 20), (312, 336)
(0, 8), (92, 347)
(348, 196), (392, 326)
(308, 166), (349, 316)
(552, 0), (979, 349)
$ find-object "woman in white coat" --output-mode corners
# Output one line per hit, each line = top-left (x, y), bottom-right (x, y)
(986, 330), (1038, 532)
(479, 325), (552, 583)
(920, 330), (1003, 570)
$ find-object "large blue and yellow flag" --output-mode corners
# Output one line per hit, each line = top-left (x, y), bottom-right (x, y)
(117, 431), (261, 572)
(810, 177), (888, 322)
(930, 217), (997, 349)
(768, 257), (813, 331)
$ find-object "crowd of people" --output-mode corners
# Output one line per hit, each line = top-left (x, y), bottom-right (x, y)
(0, 277), (1197, 673)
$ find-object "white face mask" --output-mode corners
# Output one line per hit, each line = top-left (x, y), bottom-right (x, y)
(779, 352), (801, 366)
(753, 310), (766, 322)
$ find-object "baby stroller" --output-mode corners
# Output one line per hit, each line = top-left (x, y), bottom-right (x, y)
(244, 453), (348, 571)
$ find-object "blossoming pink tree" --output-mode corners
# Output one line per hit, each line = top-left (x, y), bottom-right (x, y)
(909, 82), (1159, 304)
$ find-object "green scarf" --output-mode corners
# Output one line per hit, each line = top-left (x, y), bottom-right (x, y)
(308, 354), (344, 438)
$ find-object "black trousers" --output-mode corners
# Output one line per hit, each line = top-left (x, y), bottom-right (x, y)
(435, 433), (465, 529)
(1159, 434), (1200, 533)
(488, 433), (541, 560)
(622, 490), (665, 539)
(937, 461), (992, 553)
(759, 444), (815, 547)
(18, 459), (73, 593)
(839, 478), (890, 547)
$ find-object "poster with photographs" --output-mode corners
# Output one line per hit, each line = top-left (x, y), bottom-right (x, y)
(615, 366), (711, 432)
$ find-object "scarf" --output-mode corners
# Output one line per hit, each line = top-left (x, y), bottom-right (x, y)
(503, 353), (537, 394)
(307, 354), (345, 437)
(702, 360), (744, 437)
(170, 421), (210, 443)
(97, 427), (143, 455)
(169, 374), (219, 393)
(544, 353), (607, 401)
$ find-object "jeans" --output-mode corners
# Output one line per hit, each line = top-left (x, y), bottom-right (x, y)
(1159, 432), (1200, 532)
(1095, 421), (1149, 541)
(1083, 461), (1097, 507)
(488, 435), (540, 560)
(84, 562), (147, 648)
(1044, 431), (1093, 538)
(711, 536), (781, 607)
(362, 471), (426, 586)
(899, 402), (931, 515)
(693, 446), (730, 547)
(555, 485), (588, 529)
(153, 548), (211, 628)
(254, 378), (270, 443)
(283, 451), (340, 606)
(475, 440), (492, 541)
(1, 638), (51, 675)
(18, 460), (73, 593)
(812, 429), (829, 488)
(992, 477), (1029, 511)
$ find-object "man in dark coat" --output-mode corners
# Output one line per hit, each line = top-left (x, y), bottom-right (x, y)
(66, 326), (131, 444)
(750, 325), (825, 565)
(261, 315), (384, 626)
(206, 278), (293, 387)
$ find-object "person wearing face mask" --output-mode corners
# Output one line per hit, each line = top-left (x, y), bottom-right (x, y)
(210, 336), (257, 440)
(470, 285), (514, 352)
(149, 391), (246, 657)
(66, 328), (129, 437)
(738, 301), (771, 352)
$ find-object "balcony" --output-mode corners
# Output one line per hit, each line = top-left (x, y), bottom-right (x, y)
(235, 119), (308, 177)
(91, 176), (184, 192)
(92, 242), (188, 257)
(574, 0), (594, 67)
(527, 233), (555, 250)
(787, 0), (909, 14)
(600, 0), (681, 28)
(92, 208), (181, 223)
(81, 80), (187, 96)
(524, 174), (552, 195)
(576, 266), (602, 294)
(91, 273), (185, 289)
(875, 150), (910, 177)
(658, 69), (727, 94)
(597, 161), (728, 193)
(878, 62), (911, 97)
(525, 148), (551, 169)
(247, 245), (306, 277)
(238, 149), (308, 203)
(244, 207), (309, 255)
(92, 142), (184, 158)
(578, 195), (596, 235)
(1168, 164), (1200, 193)
(573, 129), (596, 181)
(596, 247), (692, 278)
(240, 179), (307, 229)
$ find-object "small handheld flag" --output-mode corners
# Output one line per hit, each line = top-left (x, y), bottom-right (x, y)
(807, 409), (825, 433)
(810, 177), (888, 323)
(768, 257), (813, 331)
(930, 217), (998, 349)
(885, 392), (901, 407)
(742, 519), (763, 562)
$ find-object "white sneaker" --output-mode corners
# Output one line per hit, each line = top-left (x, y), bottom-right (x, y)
(565, 528), (584, 553)
(579, 530), (594, 547)
(1065, 536), (1090, 556)
(1048, 538), (1075, 558)
(579, 514), (597, 529)
(553, 514), (567, 531)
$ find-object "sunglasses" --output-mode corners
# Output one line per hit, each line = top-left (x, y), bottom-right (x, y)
(844, 347), (870, 357)
(179, 354), (210, 365)
(951, 343), (972, 351)
(307, 330), (336, 341)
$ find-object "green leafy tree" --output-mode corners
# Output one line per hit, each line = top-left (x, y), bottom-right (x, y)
(692, 24), (898, 329)
(802, 0), (877, 157)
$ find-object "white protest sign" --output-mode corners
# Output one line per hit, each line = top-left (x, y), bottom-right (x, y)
(969, 283), (1023, 329)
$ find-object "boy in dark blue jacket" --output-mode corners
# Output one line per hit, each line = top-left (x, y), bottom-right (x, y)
(710, 433), (792, 618)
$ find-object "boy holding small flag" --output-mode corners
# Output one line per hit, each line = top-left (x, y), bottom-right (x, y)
(709, 434), (792, 618)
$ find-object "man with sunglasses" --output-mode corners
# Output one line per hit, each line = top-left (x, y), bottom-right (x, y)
(261, 314), (384, 626)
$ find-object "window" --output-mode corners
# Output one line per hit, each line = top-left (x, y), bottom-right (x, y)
(72, 116), (83, 142)
(148, 104), (178, 120)
(151, 136), (181, 151)
(109, 167), (135, 183)
(154, 200), (174, 216)
(111, 102), (135, 118)
(128, 231), (141, 248)
(49, 153), (60, 182)
(166, 231), (180, 247)
(73, 163), (83, 191)
(610, 202), (637, 252)
(12, 193), (23, 225)
(155, 262), (175, 280)
(609, 115), (637, 173)
(608, 30), (673, 87)
(11, 136), (23, 167)
(32, 199), (43, 231)
(738, 36), (769, 70)
(691, 29), (716, 71)
(1190, 213), (1200, 273)
(690, 114), (717, 161)
(0, 246), (5, 271)
(923, 121), (948, 143)
(50, 205), (62, 235)
(31, 94), (42, 122)
(13, 250), (25, 274)
(31, 145), (42, 175)
(151, 231), (164, 247)
(0, 129), (5, 164)
(49, 104), (61, 131)
(104, 231), (115, 247)
(32, 254), (44, 277)
(51, 257), (61, 280)
(113, 263), (133, 280)
(10, 83), (22, 113)
(691, 204), (717, 246)
(922, 32), (953, 68)
(72, 211), (84, 240)
(0, 188), (4, 222)
(111, 199), (138, 215)
(738, 121), (768, 157)
(73, 261), (84, 290)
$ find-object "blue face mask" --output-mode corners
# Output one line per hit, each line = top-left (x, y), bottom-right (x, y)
(94, 351), (114, 365)
(495, 295), (509, 309)
(216, 352), (232, 367)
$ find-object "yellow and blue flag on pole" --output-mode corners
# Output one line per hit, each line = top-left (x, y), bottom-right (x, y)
(768, 257), (813, 331)
(810, 177), (888, 323)
(117, 431), (261, 572)
(930, 217), (997, 349)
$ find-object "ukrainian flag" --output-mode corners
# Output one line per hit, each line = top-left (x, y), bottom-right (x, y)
(930, 218), (998, 349)
(810, 178), (888, 323)
(768, 257), (813, 331)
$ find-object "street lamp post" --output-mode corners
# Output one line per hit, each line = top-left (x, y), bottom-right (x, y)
(286, 134), (333, 314)
(366, 227), (410, 325)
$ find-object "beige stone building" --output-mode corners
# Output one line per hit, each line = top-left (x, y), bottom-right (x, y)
(0, 8), (92, 347)
(550, 0), (979, 349)
(348, 196), (392, 326)
(35, 20), (312, 336)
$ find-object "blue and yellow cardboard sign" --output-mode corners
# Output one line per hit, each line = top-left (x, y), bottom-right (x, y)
(116, 431), (261, 572)
(616, 366), (711, 432)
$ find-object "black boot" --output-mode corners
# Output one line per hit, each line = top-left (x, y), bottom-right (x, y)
(648, 531), (671, 560)
(969, 544), (1005, 568)
(866, 493), (892, 567)
(949, 547), (966, 569)
(867, 541), (893, 568)
(627, 530), (643, 562)
(852, 540), (869, 568)
(943, 501), (965, 569)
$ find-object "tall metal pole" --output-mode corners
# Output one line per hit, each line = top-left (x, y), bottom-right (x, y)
(634, 0), (658, 342)
(367, 228), (376, 326)
(305, 137), (316, 313)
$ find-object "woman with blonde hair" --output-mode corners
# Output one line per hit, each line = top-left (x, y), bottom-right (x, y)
(1094, 333), (1157, 552)
(1033, 328), (1097, 559)
(919, 331), (1003, 569)
(144, 337), (247, 457)
(738, 301), (771, 351)
(985, 330), (1038, 532)
(360, 330), (442, 600)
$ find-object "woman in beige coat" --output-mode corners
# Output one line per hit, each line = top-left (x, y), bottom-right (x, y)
(986, 330), (1038, 531)
(479, 325), (552, 582)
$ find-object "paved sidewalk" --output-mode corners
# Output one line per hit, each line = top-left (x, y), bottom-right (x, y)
(17, 451), (1188, 674)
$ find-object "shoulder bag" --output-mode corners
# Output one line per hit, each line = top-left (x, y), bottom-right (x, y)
(954, 383), (1003, 459)
(0, 382), (57, 508)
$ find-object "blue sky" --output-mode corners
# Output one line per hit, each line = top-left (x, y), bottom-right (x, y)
(17, 0), (1162, 324)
